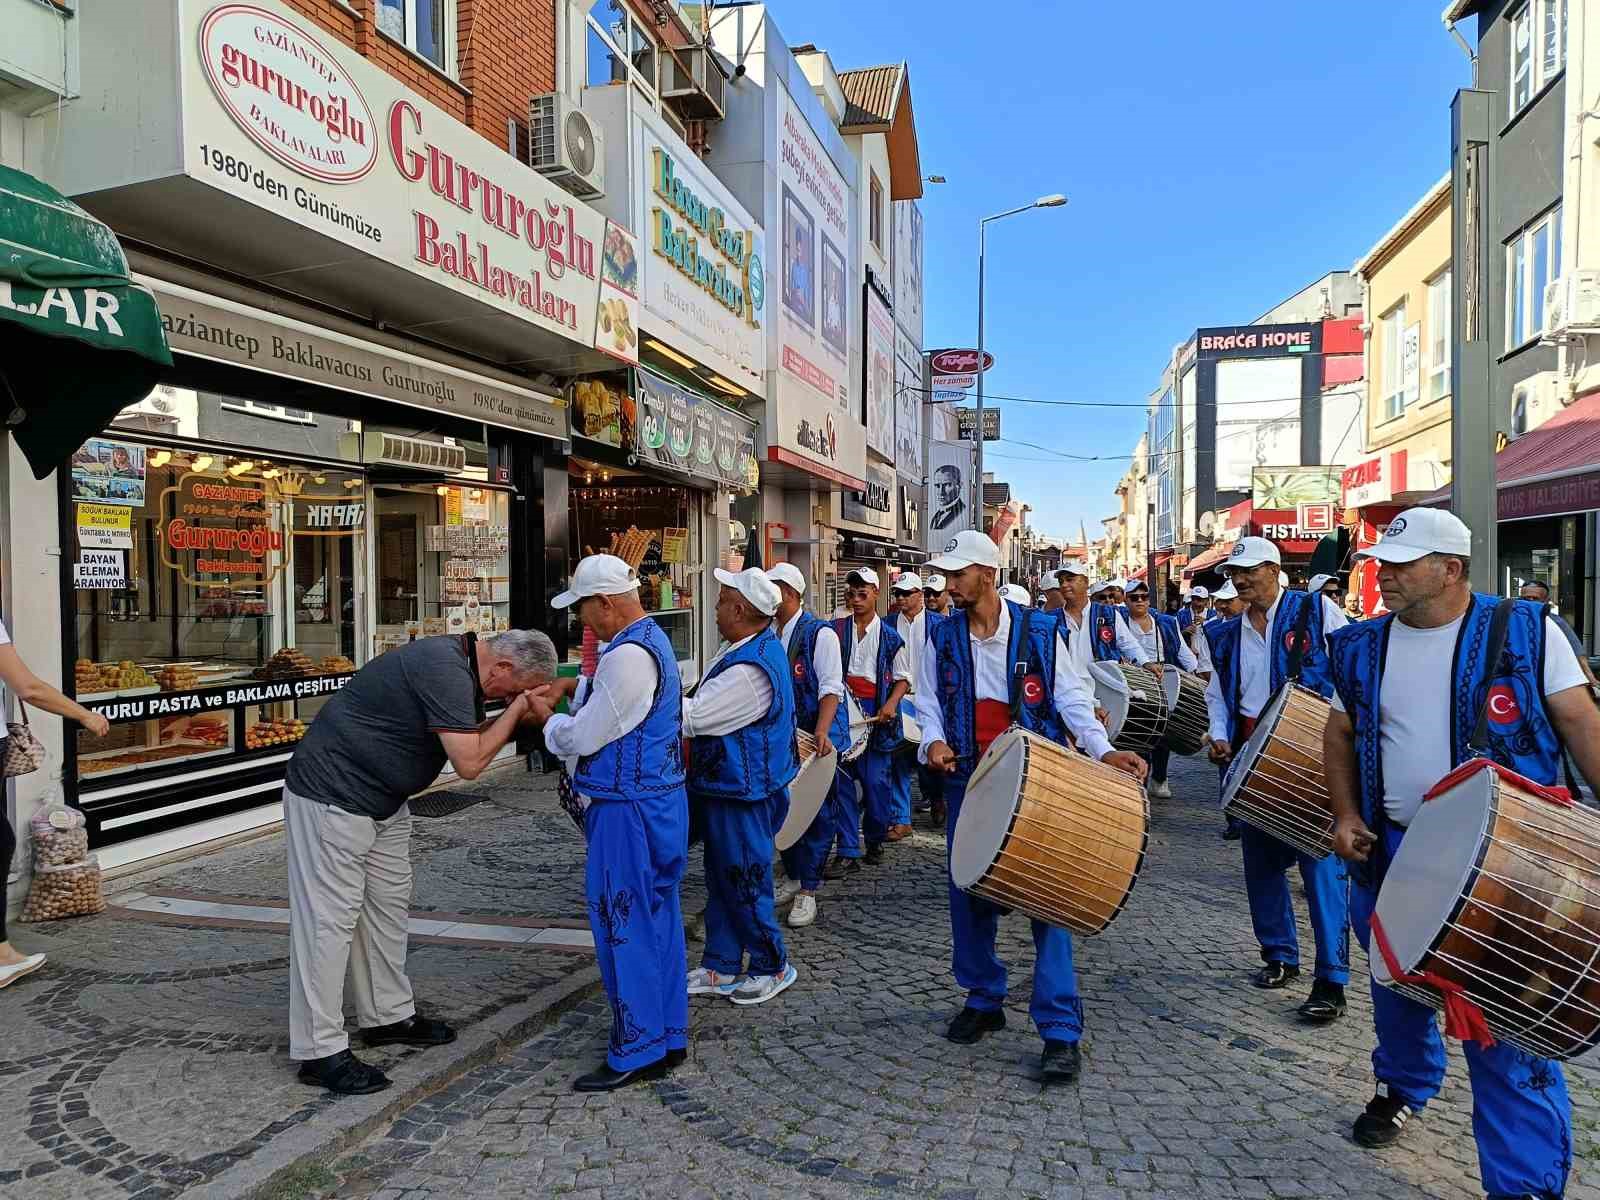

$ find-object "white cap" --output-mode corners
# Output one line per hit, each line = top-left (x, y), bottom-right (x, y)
(928, 529), (1001, 571)
(1106, 577), (1127, 591)
(713, 567), (781, 616)
(1189, 586), (1210, 599)
(1308, 573), (1336, 592)
(1213, 580), (1238, 600)
(1358, 507), (1473, 564)
(1225, 536), (1282, 570)
(552, 554), (640, 609)
(999, 583), (1031, 605)
(1055, 561), (1091, 581)
(890, 572), (923, 593)
(1125, 579), (1149, 595)
(1279, 570), (1290, 589)
(765, 563), (806, 597)
(845, 565), (881, 588)
(923, 573), (947, 592)
(1088, 579), (1110, 595)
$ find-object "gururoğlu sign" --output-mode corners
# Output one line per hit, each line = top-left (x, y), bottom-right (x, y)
(179, 0), (603, 343)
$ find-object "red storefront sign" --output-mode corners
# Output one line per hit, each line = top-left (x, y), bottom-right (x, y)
(1342, 449), (1409, 508)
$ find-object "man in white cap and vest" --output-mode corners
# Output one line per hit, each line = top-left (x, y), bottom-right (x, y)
(1053, 561), (1152, 676)
(766, 562), (846, 929)
(684, 567), (800, 1005)
(522, 555), (689, 1091)
(892, 571), (942, 831)
(1203, 536), (1351, 1022)
(923, 574), (952, 616)
(918, 531), (1147, 1083)
(1178, 586), (1212, 644)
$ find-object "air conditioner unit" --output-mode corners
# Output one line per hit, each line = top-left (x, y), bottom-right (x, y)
(528, 93), (606, 200)
(341, 431), (468, 474)
(661, 45), (726, 120)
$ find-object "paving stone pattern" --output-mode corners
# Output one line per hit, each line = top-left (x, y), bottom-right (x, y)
(322, 752), (1599, 1200)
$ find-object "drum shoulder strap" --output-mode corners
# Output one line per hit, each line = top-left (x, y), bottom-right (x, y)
(1286, 592), (1314, 682)
(1468, 597), (1518, 754)
(1010, 606), (1033, 724)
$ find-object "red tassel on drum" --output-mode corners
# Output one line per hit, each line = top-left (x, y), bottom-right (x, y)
(1369, 911), (1496, 1048)
(1421, 758), (1573, 809)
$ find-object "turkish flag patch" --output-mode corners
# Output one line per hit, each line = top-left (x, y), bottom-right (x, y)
(794, 661), (807, 680)
(1098, 626), (1114, 643)
(1283, 631), (1307, 652)
(1486, 684), (1522, 724)
(1022, 674), (1045, 705)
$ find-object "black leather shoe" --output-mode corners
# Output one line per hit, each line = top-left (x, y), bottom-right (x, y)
(361, 1014), (456, 1047)
(664, 1048), (687, 1069)
(930, 801), (948, 827)
(297, 1049), (391, 1095)
(1251, 962), (1301, 989)
(1040, 1039), (1081, 1084)
(946, 1005), (1005, 1044)
(863, 843), (885, 865)
(822, 856), (861, 880)
(572, 1056), (672, 1093)
(1298, 979), (1347, 1024)
(1222, 824), (1242, 841)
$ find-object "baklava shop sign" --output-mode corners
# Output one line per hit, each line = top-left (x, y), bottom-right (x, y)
(185, 0), (603, 344)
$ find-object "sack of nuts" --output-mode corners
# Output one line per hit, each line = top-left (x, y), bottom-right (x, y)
(29, 802), (89, 867)
(21, 856), (106, 922)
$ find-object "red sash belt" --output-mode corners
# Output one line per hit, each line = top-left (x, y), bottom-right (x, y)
(1237, 715), (1259, 740)
(975, 700), (1011, 758)
(847, 675), (877, 701)
(1370, 911), (1495, 1048)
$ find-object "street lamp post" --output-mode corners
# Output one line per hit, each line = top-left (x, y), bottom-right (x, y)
(973, 194), (1067, 521)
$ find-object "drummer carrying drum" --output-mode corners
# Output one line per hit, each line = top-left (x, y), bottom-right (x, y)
(1203, 536), (1352, 1023)
(893, 572), (946, 829)
(1123, 580), (1197, 799)
(1324, 508), (1600, 1199)
(916, 531), (1147, 1084)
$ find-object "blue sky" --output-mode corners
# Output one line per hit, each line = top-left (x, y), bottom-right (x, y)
(786, 0), (1472, 543)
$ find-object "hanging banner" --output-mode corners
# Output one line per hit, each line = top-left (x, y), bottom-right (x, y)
(594, 220), (641, 365)
(632, 367), (758, 489)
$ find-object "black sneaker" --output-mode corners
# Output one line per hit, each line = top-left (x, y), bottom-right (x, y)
(297, 1049), (392, 1095)
(1251, 962), (1301, 989)
(822, 856), (861, 880)
(863, 843), (885, 865)
(1353, 1088), (1415, 1148)
(1039, 1039), (1081, 1084)
(946, 1005), (1005, 1044)
(1297, 979), (1347, 1023)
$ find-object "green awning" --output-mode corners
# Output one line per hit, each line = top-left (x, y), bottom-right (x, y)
(0, 164), (172, 479)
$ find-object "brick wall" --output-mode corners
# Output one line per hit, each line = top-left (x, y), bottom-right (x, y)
(280, 0), (559, 154)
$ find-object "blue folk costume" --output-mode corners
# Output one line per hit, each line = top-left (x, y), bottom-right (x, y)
(928, 600), (1083, 1045)
(689, 628), (799, 979)
(1329, 595), (1573, 1200)
(914, 610), (949, 814)
(779, 613), (852, 890)
(1206, 590), (1350, 986)
(1078, 601), (1126, 662)
(833, 616), (907, 851)
(573, 618), (689, 1072)
(1137, 610), (1186, 785)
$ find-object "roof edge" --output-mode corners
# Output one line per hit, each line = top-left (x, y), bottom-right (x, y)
(1352, 174), (1452, 279)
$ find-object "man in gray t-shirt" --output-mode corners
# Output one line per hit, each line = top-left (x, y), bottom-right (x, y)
(285, 630), (556, 1095)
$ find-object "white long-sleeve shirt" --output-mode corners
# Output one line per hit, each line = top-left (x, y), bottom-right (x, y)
(1204, 593), (1349, 742)
(682, 631), (775, 737)
(1058, 606), (1150, 678)
(840, 614), (913, 685)
(1126, 612), (1199, 672)
(1193, 624), (1214, 675)
(914, 601), (1114, 764)
(778, 611), (845, 707)
(896, 607), (933, 694)
(545, 620), (660, 785)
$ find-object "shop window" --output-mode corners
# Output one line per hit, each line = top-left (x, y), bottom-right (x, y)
(69, 437), (369, 786)
(1506, 205), (1561, 349)
(586, 1), (656, 100)
(377, 0), (454, 74)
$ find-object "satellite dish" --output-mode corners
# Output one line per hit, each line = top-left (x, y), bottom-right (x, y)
(1198, 510), (1217, 539)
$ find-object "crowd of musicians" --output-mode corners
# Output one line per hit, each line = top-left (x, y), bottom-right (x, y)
(281, 506), (1599, 1200)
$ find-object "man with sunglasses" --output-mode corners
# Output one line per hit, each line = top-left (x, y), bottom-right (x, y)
(1203, 537), (1351, 1025)
(923, 574), (952, 616)
(1124, 580), (1197, 798)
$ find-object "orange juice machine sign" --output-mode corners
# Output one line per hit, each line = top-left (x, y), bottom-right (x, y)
(161, 475), (287, 588)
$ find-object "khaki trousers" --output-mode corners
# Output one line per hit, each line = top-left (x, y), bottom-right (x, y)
(285, 786), (416, 1060)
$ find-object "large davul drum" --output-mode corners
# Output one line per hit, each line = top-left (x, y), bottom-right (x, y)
(951, 728), (1149, 936)
(776, 731), (836, 852)
(1220, 683), (1334, 858)
(1159, 669), (1210, 756)
(1089, 661), (1168, 752)
(1372, 759), (1600, 1062)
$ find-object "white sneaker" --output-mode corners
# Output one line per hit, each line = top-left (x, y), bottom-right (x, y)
(730, 963), (798, 1006)
(0, 954), (45, 989)
(773, 879), (803, 906)
(686, 967), (741, 997)
(788, 894), (818, 927)
(1149, 780), (1171, 799)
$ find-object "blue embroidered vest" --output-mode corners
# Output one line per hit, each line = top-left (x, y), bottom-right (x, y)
(786, 612), (850, 748)
(688, 627), (798, 800)
(1147, 612), (1184, 666)
(1328, 594), (1562, 844)
(1205, 590), (1333, 743)
(928, 599), (1069, 782)
(1088, 601), (1123, 662)
(574, 617), (685, 801)
(833, 616), (906, 752)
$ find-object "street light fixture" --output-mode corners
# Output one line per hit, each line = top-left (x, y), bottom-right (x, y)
(972, 194), (1068, 520)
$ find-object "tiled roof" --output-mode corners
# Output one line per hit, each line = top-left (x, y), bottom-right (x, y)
(838, 64), (902, 130)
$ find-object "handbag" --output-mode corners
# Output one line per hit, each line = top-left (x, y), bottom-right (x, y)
(5, 701), (46, 778)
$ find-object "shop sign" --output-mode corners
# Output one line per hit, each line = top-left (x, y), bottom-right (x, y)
(954, 408), (1001, 441)
(1341, 449), (1408, 508)
(638, 117), (763, 383)
(85, 672), (352, 725)
(774, 80), (862, 480)
(928, 349), (994, 376)
(74, 550), (125, 589)
(661, 527), (688, 564)
(149, 282), (567, 440)
(865, 286), (896, 460)
(1249, 508), (1323, 548)
(1196, 323), (1318, 359)
(842, 462), (896, 530)
(70, 438), (147, 506)
(633, 367), (758, 489)
(300, 501), (366, 528)
(77, 502), (133, 549)
(899, 485), (921, 543)
(895, 326), (923, 483)
(931, 372), (976, 390)
(1401, 324), (1421, 410)
(1499, 472), (1600, 521)
(1296, 502), (1336, 535)
(594, 221), (640, 365)
(184, 0), (602, 346)
(1251, 466), (1342, 509)
(160, 474), (287, 589)
(930, 387), (967, 403)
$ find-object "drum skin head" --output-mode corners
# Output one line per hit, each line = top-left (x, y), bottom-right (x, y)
(951, 728), (1026, 889)
(1219, 683), (1291, 809)
(1372, 769), (1496, 983)
(777, 748), (837, 851)
(1090, 661), (1131, 740)
(1160, 668), (1180, 712)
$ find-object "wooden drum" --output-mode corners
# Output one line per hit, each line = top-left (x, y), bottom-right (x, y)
(1220, 683), (1334, 858)
(1373, 759), (1600, 1062)
(1159, 669), (1210, 756)
(951, 728), (1149, 936)
(1090, 661), (1168, 752)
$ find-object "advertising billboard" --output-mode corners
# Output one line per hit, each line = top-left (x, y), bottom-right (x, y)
(865, 285), (895, 460)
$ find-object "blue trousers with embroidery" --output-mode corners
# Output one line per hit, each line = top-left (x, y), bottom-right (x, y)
(584, 795), (689, 1072)
(698, 790), (788, 978)
(1240, 825), (1350, 984)
(779, 768), (842, 891)
(842, 747), (895, 849)
(945, 777), (1084, 1044)
(1351, 829), (1572, 1199)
